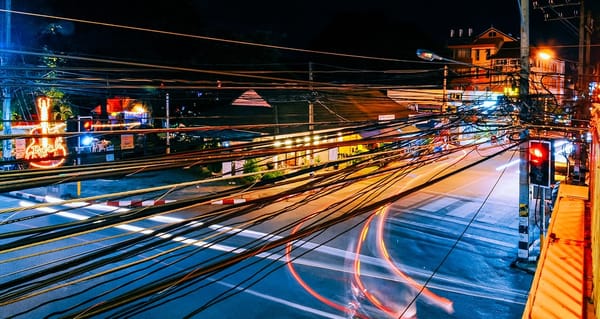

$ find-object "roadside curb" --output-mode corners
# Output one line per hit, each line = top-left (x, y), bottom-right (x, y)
(6, 191), (177, 208)
(8, 191), (47, 203)
(7, 191), (250, 207)
(210, 198), (247, 205)
(98, 200), (176, 207)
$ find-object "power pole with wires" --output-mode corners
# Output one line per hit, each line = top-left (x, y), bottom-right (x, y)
(517, 0), (533, 264)
(532, 0), (593, 184)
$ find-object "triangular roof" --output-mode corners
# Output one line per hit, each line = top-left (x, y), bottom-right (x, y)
(473, 26), (517, 43)
(447, 26), (517, 49)
(170, 89), (413, 135)
(231, 89), (271, 107)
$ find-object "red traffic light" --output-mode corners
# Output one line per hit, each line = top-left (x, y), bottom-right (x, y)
(78, 116), (94, 132)
(529, 140), (552, 187)
(529, 144), (547, 165)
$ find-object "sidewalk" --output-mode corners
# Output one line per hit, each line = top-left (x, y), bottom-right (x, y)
(521, 184), (590, 319)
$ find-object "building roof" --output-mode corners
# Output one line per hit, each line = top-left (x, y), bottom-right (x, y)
(472, 37), (505, 47)
(447, 26), (517, 49)
(174, 89), (413, 135)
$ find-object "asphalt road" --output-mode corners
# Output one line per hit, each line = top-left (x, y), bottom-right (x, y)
(0, 144), (533, 319)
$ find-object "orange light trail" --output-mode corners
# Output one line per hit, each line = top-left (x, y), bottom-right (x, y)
(353, 210), (397, 316)
(285, 214), (359, 316)
(375, 205), (455, 314)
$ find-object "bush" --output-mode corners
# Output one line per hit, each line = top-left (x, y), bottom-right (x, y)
(261, 170), (284, 182)
(241, 158), (260, 184)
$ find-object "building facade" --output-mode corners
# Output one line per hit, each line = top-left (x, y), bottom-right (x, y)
(447, 26), (566, 106)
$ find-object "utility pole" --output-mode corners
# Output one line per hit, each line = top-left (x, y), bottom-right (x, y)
(577, 0), (585, 94)
(442, 65), (448, 112)
(1, 0), (12, 169)
(308, 61), (314, 169)
(308, 61), (314, 132)
(517, 0), (532, 263)
(165, 92), (170, 154)
(572, 1), (592, 185)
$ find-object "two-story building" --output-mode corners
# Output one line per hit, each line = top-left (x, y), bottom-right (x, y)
(446, 26), (567, 106)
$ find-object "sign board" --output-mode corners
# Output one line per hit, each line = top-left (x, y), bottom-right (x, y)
(106, 145), (115, 161)
(15, 139), (26, 159)
(378, 114), (395, 121)
(234, 160), (245, 175)
(222, 161), (232, 177)
(121, 134), (134, 150)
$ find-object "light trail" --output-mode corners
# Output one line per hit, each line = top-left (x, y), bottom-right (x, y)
(375, 206), (455, 314)
(7, 152), (527, 316)
(284, 213), (355, 317)
(353, 211), (398, 317)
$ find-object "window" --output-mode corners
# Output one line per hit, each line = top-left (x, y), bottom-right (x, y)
(475, 50), (480, 60)
(456, 48), (470, 59)
(488, 31), (497, 37)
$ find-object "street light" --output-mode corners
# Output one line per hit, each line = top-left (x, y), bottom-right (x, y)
(416, 49), (443, 62)
(416, 49), (452, 113)
(416, 49), (475, 67)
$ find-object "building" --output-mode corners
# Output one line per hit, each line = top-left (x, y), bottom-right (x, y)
(446, 26), (567, 105)
(388, 26), (569, 124)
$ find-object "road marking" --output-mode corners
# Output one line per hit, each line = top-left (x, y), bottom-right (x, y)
(19, 199), (528, 305)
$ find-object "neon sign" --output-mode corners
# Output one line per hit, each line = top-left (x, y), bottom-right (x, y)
(24, 97), (67, 168)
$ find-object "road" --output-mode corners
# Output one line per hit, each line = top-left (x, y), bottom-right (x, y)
(0, 143), (532, 319)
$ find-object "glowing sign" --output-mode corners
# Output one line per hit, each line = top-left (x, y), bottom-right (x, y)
(24, 97), (67, 168)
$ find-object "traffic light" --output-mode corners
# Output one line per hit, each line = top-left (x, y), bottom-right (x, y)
(529, 140), (552, 187)
(78, 116), (93, 132)
(77, 116), (94, 147)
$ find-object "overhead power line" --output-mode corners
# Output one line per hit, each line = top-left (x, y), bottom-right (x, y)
(0, 8), (418, 64)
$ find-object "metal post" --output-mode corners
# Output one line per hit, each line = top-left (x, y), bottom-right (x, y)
(1, 0), (12, 169)
(76, 115), (82, 165)
(518, 0), (532, 263)
(577, 0), (585, 94)
(165, 92), (170, 154)
(442, 65), (448, 112)
(540, 187), (546, 251)
(308, 61), (314, 132)
(308, 62), (314, 169)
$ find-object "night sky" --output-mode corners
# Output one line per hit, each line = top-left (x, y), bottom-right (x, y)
(5, 0), (598, 67)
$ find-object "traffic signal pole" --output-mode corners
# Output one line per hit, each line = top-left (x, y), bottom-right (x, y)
(517, 0), (532, 263)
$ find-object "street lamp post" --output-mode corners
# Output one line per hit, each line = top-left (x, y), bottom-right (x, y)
(416, 49), (454, 113)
